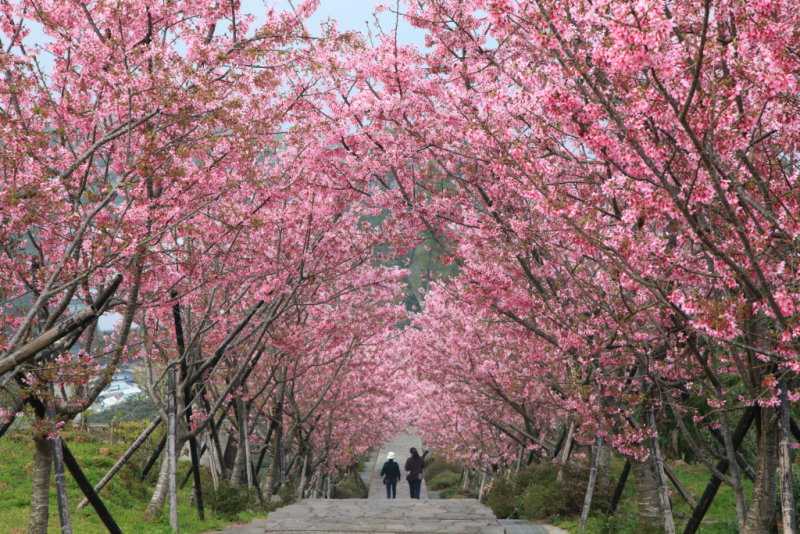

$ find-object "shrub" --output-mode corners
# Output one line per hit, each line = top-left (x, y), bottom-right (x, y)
(518, 475), (571, 519)
(207, 480), (252, 520)
(277, 480), (298, 505)
(485, 476), (518, 518)
(439, 486), (469, 499)
(425, 457), (463, 480)
(428, 471), (461, 491)
(517, 462), (613, 521)
(484, 460), (614, 521)
(333, 476), (367, 499)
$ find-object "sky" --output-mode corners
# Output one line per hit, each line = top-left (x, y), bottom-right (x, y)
(19, 0), (426, 71)
(264, 1), (426, 46)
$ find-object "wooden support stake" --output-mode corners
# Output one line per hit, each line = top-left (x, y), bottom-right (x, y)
(172, 297), (204, 520)
(78, 417), (161, 509)
(52, 435), (73, 534)
(580, 436), (602, 531)
(62, 442), (122, 534)
(180, 442), (207, 489)
(141, 434), (167, 481)
(683, 406), (757, 534)
(609, 459), (631, 514)
(167, 367), (179, 532)
(663, 463), (697, 508)
(46, 387), (73, 534)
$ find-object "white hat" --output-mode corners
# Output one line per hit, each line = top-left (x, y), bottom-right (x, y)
(387, 452), (395, 460)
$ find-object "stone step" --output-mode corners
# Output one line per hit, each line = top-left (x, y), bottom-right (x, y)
(262, 498), (504, 533)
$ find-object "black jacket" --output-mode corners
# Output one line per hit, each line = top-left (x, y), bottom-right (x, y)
(404, 453), (426, 480)
(381, 459), (401, 482)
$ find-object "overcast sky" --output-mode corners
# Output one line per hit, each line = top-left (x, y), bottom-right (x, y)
(263, 1), (425, 45)
(20, 1), (424, 55)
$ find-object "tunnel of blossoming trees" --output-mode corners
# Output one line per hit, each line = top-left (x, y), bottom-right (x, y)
(0, 1), (798, 533)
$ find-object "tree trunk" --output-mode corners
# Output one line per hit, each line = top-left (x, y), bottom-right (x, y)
(741, 408), (779, 534)
(167, 369), (179, 532)
(241, 403), (253, 489)
(28, 434), (53, 534)
(296, 454), (308, 500)
(264, 457), (275, 502)
(632, 457), (666, 531)
(269, 411), (284, 495)
(649, 410), (676, 534)
(230, 437), (245, 486)
(52, 436), (73, 534)
(207, 435), (220, 491)
(145, 452), (170, 518)
(779, 387), (797, 534)
(557, 420), (575, 483)
(719, 415), (747, 528)
(478, 471), (487, 501)
(580, 437), (603, 531)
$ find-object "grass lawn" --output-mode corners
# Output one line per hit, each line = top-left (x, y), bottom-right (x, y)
(0, 424), (264, 534)
(553, 460), (745, 533)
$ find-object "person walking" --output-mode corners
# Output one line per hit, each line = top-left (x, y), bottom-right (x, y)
(404, 447), (428, 499)
(380, 452), (401, 499)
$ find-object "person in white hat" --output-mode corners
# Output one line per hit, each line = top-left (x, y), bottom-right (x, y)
(380, 452), (401, 499)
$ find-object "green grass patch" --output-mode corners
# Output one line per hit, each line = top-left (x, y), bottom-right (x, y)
(551, 460), (744, 534)
(0, 424), (265, 534)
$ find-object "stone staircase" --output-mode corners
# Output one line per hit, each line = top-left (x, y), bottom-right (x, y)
(261, 498), (505, 533)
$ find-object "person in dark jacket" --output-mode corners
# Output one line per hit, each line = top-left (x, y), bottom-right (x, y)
(380, 452), (401, 499)
(404, 447), (429, 499)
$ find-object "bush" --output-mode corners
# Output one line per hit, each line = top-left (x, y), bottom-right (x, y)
(428, 471), (461, 491)
(277, 480), (298, 505)
(333, 475), (367, 499)
(518, 475), (570, 519)
(485, 461), (614, 521)
(439, 486), (469, 499)
(485, 476), (518, 518)
(206, 480), (252, 520)
(425, 457), (463, 480)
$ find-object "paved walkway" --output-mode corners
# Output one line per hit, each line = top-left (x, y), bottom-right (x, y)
(213, 433), (566, 534)
(368, 432), (428, 500)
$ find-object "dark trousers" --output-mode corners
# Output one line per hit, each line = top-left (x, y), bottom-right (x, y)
(385, 480), (397, 499)
(409, 478), (422, 499)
